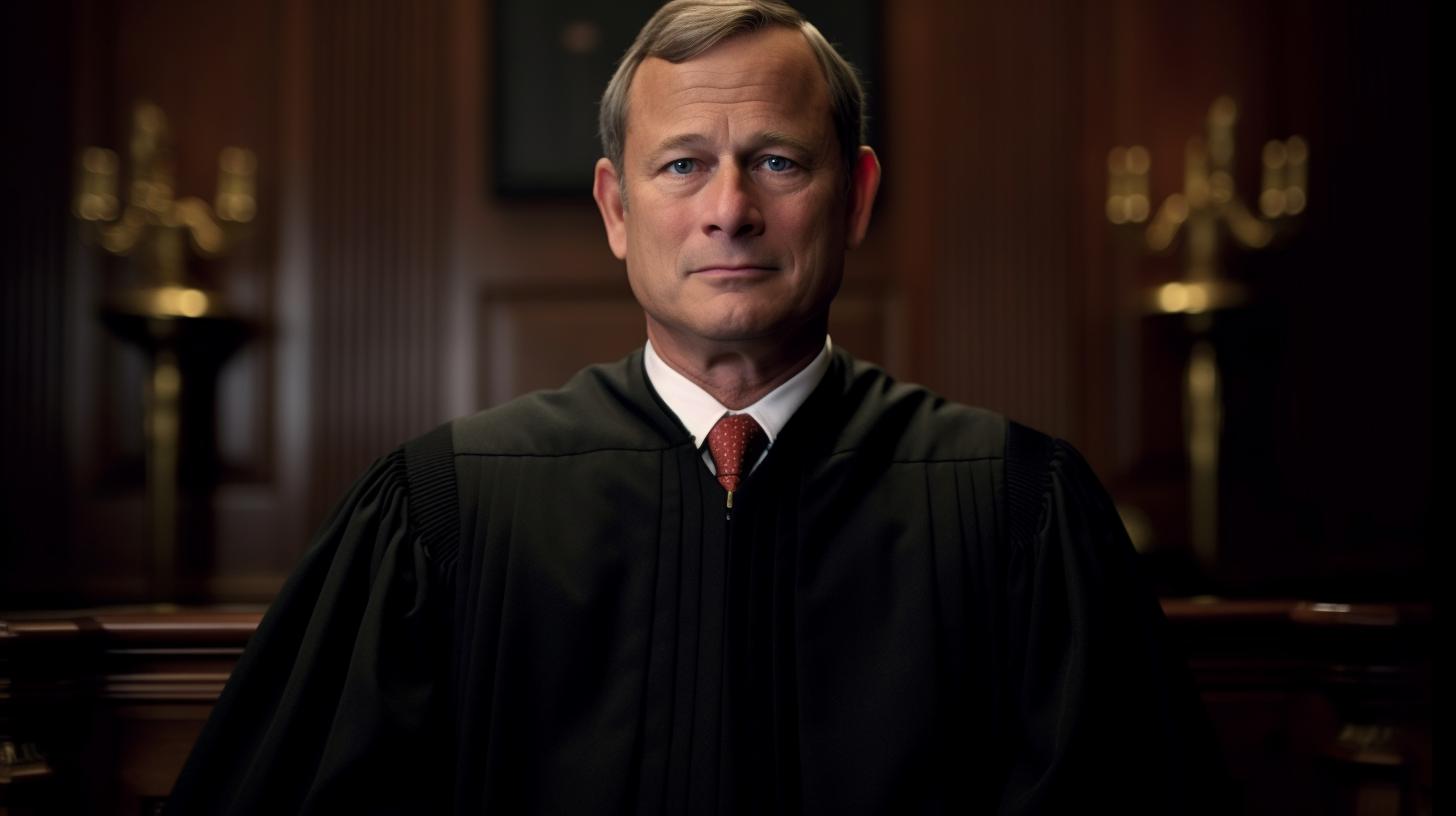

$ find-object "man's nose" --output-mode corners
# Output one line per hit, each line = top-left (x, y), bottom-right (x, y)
(702, 164), (763, 239)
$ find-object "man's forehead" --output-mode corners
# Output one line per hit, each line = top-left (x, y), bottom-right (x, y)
(626, 27), (831, 138)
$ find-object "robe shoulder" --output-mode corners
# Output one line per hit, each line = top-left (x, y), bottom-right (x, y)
(452, 349), (687, 457)
(828, 352), (1098, 549)
(994, 429), (1238, 814)
(831, 352), (1009, 464)
(168, 451), (449, 814)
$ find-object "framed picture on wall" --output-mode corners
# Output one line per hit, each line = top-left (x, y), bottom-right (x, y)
(492, 0), (880, 197)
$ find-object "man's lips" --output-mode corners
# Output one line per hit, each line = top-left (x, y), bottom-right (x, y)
(688, 264), (778, 277)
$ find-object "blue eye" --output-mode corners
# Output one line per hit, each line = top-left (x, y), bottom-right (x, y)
(762, 155), (795, 172)
(668, 159), (694, 175)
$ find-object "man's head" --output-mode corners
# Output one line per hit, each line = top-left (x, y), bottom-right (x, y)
(599, 0), (868, 194)
(593, 0), (881, 358)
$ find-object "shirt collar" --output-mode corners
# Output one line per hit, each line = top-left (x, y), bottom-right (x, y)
(644, 336), (833, 451)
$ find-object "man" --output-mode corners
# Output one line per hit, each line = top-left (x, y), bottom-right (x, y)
(169, 1), (1230, 813)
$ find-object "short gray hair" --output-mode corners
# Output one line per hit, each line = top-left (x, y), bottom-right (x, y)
(599, 0), (867, 183)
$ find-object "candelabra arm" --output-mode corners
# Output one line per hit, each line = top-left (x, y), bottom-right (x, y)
(1145, 193), (1190, 253)
(175, 197), (228, 257)
(1222, 198), (1274, 250)
(97, 207), (147, 256)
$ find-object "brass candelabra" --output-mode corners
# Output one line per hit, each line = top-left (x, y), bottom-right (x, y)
(1108, 96), (1307, 571)
(75, 101), (256, 601)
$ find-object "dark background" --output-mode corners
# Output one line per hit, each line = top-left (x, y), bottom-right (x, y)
(0, 2), (1433, 814)
(1, 0), (1432, 608)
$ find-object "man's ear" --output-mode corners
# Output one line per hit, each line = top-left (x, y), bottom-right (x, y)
(845, 146), (881, 250)
(593, 157), (628, 260)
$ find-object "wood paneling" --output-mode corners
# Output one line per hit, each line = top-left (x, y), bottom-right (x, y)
(0, 2), (76, 602)
(476, 286), (646, 407)
(1086, 0), (1431, 591)
(0, 10), (1435, 815)
(880, 0), (1429, 593)
(3, 0), (460, 605)
(304, 0), (453, 524)
(915, 1), (1086, 441)
(0, 0), (1431, 606)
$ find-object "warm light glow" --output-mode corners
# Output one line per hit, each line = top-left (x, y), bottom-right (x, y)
(1107, 145), (1151, 225)
(1207, 97), (1237, 166)
(1185, 283), (1209, 312)
(153, 363), (181, 398)
(1209, 171), (1233, 204)
(1286, 136), (1309, 164)
(177, 288), (208, 317)
(1107, 197), (1127, 225)
(1107, 146), (1127, 173)
(1285, 187), (1306, 215)
(151, 285), (211, 318)
(1155, 281), (1210, 314)
(1126, 145), (1150, 175)
(76, 148), (121, 222)
(1189, 363), (1216, 406)
(1165, 193), (1189, 223)
(216, 148), (258, 223)
(1260, 188), (1286, 217)
(1209, 96), (1237, 127)
(83, 147), (118, 175)
(1157, 282), (1189, 312)
(1262, 140), (1287, 169)
(1127, 194), (1150, 222)
(136, 103), (165, 134)
(219, 147), (256, 175)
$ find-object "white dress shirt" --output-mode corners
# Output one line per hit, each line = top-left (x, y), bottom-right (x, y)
(643, 337), (833, 475)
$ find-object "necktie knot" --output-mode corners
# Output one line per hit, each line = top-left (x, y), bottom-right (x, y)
(706, 413), (767, 503)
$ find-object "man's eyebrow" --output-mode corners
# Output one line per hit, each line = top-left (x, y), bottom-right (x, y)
(645, 131), (819, 160)
(647, 133), (712, 159)
(756, 131), (817, 157)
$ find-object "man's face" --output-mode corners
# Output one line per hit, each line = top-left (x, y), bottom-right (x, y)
(594, 27), (878, 350)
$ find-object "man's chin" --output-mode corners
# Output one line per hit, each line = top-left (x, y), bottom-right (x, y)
(644, 302), (827, 348)
(692, 315), (826, 349)
(649, 314), (782, 346)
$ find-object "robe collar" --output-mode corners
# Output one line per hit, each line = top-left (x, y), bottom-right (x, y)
(643, 336), (833, 452)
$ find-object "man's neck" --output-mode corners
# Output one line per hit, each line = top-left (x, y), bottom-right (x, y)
(645, 321), (827, 410)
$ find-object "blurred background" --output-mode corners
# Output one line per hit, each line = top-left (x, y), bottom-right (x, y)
(0, 0), (1432, 813)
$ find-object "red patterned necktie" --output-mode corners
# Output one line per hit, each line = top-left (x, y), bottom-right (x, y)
(706, 413), (768, 509)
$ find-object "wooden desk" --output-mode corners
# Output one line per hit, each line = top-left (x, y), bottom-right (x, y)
(0, 609), (261, 815)
(1, 601), (1432, 815)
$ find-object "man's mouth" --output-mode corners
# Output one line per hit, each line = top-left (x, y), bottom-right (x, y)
(688, 264), (778, 277)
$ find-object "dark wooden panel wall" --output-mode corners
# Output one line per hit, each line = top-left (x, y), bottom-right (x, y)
(303, 0), (453, 526)
(4, 0), (463, 604)
(1088, 0), (1432, 593)
(882, 0), (1089, 440)
(1, 4), (75, 598)
(0, 0), (1431, 606)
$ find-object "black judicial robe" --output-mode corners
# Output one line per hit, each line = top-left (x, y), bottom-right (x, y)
(169, 348), (1233, 815)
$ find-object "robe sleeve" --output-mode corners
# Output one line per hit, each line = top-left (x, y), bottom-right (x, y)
(1000, 430), (1237, 815)
(167, 450), (450, 815)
